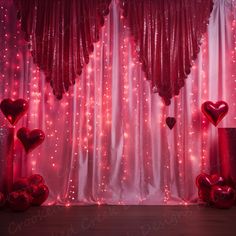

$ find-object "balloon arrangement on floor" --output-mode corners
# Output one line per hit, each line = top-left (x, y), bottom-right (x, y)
(10, 174), (49, 211)
(0, 98), (47, 211)
(0, 174), (49, 212)
(196, 173), (236, 209)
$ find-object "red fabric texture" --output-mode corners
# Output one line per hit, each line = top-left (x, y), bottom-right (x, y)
(14, 0), (111, 99)
(120, 0), (214, 105)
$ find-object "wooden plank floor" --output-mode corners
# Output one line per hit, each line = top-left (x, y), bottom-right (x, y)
(0, 205), (236, 236)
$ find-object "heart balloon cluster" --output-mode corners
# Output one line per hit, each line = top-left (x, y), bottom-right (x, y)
(0, 98), (45, 153)
(0, 174), (49, 212)
(196, 173), (236, 209)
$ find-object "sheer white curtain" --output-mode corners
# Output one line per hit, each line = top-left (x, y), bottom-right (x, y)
(0, 0), (235, 205)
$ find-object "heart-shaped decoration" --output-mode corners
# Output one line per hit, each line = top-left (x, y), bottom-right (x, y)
(198, 189), (211, 203)
(201, 101), (229, 126)
(17, 127), (45, 153)
(28, 184), (49, 206)
(166, 117), (176, 130)
(8, 191), (32, 212)
(210, 174), (225, 186)
(0, 99), (29, 125)
(28, 174), (45, 186)
(196, 173), (212, 189)
(210, 185), (235, 209)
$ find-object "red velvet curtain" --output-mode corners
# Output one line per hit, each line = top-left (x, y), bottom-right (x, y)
(121, 0), (213, 105)
(14, 0), (111, 99)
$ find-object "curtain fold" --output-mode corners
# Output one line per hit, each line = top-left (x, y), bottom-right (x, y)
(121, 0), (214, 105)
(14, 0), (111, 99)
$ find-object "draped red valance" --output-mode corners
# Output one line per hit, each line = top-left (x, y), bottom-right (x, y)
(121, 0), (213, 105)
(15, 0), (213, 104)
(14, 0), (111, 99)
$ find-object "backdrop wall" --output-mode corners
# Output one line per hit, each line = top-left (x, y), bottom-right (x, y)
(0, 0), (235, 205)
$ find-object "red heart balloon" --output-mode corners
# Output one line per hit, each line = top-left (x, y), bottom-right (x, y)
(8, 191), (32, 212)
(196, 173), (212, 189)
(210, 174), (225, 186)
(198, 189), (211, 203)
(12, 178), (30, 191)
(28, 184), (49, 206)
(0, 99), (29, 125)
(201, 101), (228, 126)
(166, 117), (176, 130)
(28, 174), (45, 186)
(17, 127), (45, 153)
(0, 192), (6, 209)
(210, 185), (235, 209)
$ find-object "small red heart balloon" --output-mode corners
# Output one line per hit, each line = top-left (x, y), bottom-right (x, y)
(12, 178), (30, 191)
(0, 192), (6, 209)
(166, 117), (176, 130)
(0, 99), (29, 125)
(196, 173), (212, 189)
(29, 184), (49, 206)
(8, 191), (32, 212)
(201, 101), (228, 126)
(28, 174), (45, 186)
(210, 185), (235, 209)
(17, 127), (45, 153)
(210, 174), (225, 186)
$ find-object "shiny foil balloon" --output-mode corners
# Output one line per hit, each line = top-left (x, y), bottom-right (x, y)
(210, 174), (225, 186)
(0, 99), (28, 125)
(29, 184), (49, 206)
(28, 174), (45, 186)
(17, 127), (45, 153)
(8, 191), (32, 212)
(201, 101), (229, 126)
(210, 185), (235, 209)
(196, 173), (212, 189)
(198, 189), (211, 203)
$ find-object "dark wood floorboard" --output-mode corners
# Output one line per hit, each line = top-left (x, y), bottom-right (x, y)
(0, 205), (236, 236)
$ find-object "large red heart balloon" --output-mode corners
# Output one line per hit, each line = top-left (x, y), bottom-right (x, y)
(0, 99), (29, 125)
(28, 184), (49, 206)
(166, 117), (176, 130)
(17, 127), (45, 153)
(8, 191), (32, 212)
(210, 185), (235, 209)
(201, 101), (229, 126)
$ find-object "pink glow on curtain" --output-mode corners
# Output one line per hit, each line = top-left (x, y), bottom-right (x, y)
(121, 0), (213, 105)
(1, 0), (236, 205)
(14, 0), (111, 99)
